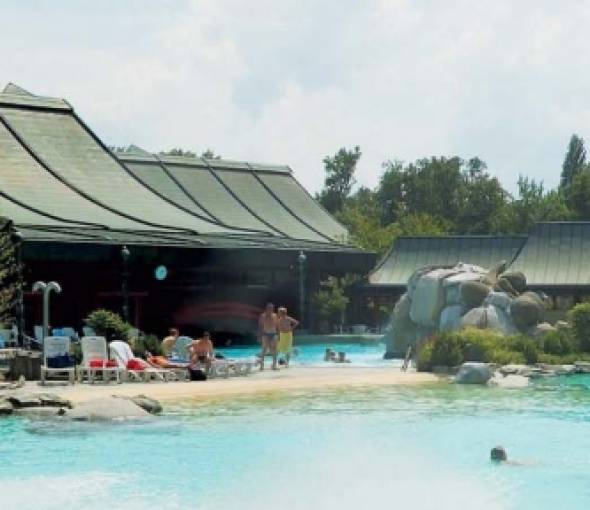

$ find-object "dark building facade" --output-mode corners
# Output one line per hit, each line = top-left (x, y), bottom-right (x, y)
(0, 83), (374, 340)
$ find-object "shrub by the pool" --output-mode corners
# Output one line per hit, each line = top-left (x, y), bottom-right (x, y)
(568, 302), (590, 352)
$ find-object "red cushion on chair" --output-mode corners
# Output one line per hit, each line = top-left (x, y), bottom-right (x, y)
(105, 359), (118, 368)
(89, 358), (105, 368)
(126, 358), (148, 371)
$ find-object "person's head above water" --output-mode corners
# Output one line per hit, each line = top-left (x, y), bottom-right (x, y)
(490, 446), (507, 462)
(265, 303), (274, 313)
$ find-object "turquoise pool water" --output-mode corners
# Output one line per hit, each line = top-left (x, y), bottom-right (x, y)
(1, 369), (590, 509)
(218, 341), (397, 367)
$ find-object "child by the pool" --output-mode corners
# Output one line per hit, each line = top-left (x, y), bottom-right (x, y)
(277, 307), (299, 367)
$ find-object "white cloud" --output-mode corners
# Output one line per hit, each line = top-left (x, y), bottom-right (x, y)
(2, 0), (590, 194)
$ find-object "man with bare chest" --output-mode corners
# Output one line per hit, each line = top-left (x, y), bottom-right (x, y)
(258, 302), (279, 370)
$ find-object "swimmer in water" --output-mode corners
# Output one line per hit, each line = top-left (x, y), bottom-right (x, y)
(490, 446), (527, 466)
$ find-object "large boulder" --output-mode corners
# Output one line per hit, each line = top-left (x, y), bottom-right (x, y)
(62, 397), (153, 421)
(494, 277), (519, 297)
(460, 281), (491, 309)
(501, 272), (527, 293)
(384, 293), (417, 356)
(511, 294), (544, 331)
(455, 362), (493, 384)
(410, 268), (457, 327)
(443, 271), (486, 305)
(439, 305), (464, 331)
(460, 306), (490, 329)
(483, 291), (512, 311)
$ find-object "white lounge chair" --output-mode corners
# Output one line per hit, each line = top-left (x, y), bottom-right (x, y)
(40, 336), (76, 385)
(109, 340), (173, 382)
(78, 336), (122, 384)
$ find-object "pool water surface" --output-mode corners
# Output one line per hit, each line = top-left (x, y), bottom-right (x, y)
(1, 370), (590, 510)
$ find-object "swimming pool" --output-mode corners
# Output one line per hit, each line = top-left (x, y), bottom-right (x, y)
(218, 341), (397, 367)
(1, 372), (589, 510)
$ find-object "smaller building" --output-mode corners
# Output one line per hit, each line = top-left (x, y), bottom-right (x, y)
(363, 223), (590, 326)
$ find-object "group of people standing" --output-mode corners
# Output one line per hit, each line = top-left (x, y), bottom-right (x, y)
(160, 302), (299, 372)
(258, 303), (299, 370)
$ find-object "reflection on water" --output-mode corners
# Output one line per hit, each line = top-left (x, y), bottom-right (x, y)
(1, 378), (590, 510)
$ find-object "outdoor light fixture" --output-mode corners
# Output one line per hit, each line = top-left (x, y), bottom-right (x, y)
(120, 245), (131, 323)
(32, 280), (62, 342)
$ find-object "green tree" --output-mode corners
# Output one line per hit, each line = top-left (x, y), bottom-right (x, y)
(568, 169), (590, 220)
(456, 159), (510, 233)
(508, 176), (571, 232)
(560, 134), (587, 190)
(317, 146), (362, 213)
(312, 274), (359, 327)
(0, 220), (18, 327)
(84, 309), (132, 342)
(201, 149), (221, 160)
(378, 157), (465, 227)
(159, 148), (197, 158)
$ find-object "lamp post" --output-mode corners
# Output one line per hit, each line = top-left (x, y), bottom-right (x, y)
(298, 251), (307, 329)
(10, 230), (24, 347)
(32, 281), (61, 341)
(121, 245), (131, 323)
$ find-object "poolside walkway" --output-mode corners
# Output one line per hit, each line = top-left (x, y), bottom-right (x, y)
(19, 366), (444, 404)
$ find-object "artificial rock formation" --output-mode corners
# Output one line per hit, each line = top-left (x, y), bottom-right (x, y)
(384, 261), (552, 358)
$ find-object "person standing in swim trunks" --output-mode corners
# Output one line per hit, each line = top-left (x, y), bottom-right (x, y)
(277, 307), (299, 367)
(258, 303), (279, 370)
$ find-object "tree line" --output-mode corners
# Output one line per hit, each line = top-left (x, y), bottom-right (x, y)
(316, 135), (590, 254)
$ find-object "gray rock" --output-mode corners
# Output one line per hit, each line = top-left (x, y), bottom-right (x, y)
(529, 322), (556, 338)
(128, 395), (163, 415)
(460, 281), (491, 309)
(7, 392), (71, 408)
(555, 320), (570, 331)
(38, 393), (72, 408)
(455, 362), (493, 384)
(501, 272), (527, 293)
(13, 407), (63, 417)
(487, 373), (529, 388)
(7, 395), (42, 408)
(510, 294), (544, 331)
(439, 305), (463, 331)
(62, 397), (152, 421)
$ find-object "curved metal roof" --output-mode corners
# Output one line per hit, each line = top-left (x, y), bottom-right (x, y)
(369, 235), (526, 287)
(0, 83), (353, 252)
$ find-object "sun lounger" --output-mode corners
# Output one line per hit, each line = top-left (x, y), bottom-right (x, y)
(40, 336), (76, 385)
(78, 336), (122, 384)
(109, 340), (174, 382)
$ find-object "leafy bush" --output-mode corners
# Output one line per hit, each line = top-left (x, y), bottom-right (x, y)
(133, 334), (163, 357)
(84, 309), (132, 342)
(568, 303), (590, 352)
(540, 330), (575, 355)
(417, 328), (542, 371)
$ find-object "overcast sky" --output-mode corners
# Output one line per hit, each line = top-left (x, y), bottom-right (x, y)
(2, 0), (589, 195)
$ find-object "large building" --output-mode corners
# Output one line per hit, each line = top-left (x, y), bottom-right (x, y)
(364, 222), (590, 324)
(0, 83), (375, 339)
